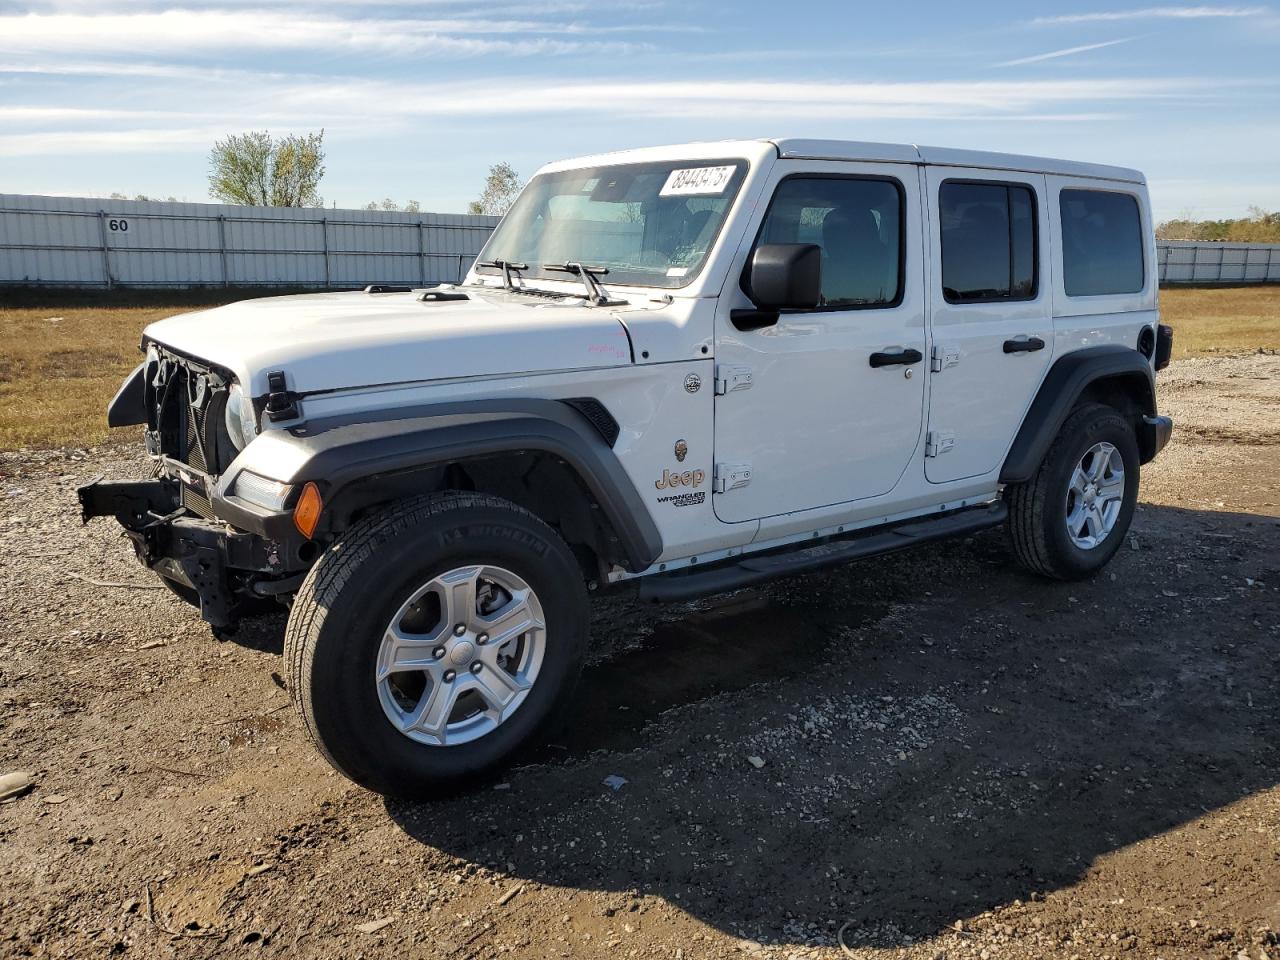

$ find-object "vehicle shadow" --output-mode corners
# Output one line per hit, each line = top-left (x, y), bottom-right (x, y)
(220, 610), (286, 655)
(390, 502), (1278, 948)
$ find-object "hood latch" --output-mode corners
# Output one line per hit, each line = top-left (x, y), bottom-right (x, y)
(264, 371), (301, 423)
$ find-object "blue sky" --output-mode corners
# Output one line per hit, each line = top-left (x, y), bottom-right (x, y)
(0, 0), (1277, 220)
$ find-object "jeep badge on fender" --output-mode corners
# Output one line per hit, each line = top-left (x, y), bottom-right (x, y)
(655, 468), (705, 489)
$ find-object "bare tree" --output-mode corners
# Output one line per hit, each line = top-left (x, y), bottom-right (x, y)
(208, 130), (325, 207)
(467, 162), (522, 216)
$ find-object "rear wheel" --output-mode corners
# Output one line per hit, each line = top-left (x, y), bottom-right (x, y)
(284, 492), (588, 799)
(1007, 402), (1139, 580)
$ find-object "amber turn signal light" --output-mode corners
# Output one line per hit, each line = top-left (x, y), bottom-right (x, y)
(293, 482), (323, 539)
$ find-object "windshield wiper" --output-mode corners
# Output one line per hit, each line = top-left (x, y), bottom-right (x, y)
(542, 262), (625, 307)
(476, 259), (528, 292)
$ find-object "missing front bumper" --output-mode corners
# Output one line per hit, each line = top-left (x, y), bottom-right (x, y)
(77, 477), (303, 629)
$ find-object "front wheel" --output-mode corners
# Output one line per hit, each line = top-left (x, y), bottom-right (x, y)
(284, 492), (588, 799)
(1006, 402), (1140, 580)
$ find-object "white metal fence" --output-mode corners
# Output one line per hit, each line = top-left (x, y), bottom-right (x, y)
(0, 193), (500, 290)
(3, 194), (1278, 290)
(1157, 240), (1280, 284)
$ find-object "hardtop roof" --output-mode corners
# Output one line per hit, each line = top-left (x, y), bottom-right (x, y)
(771, 139), (1145, 184)
(536, 138), (1144, 185)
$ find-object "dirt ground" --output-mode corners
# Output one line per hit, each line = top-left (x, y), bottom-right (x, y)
(1, 353), (1278, 960)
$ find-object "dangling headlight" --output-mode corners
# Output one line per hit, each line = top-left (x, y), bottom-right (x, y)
(224, 382), (258, 451)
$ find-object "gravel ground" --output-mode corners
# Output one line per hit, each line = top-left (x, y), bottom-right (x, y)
(1, 354), (1278, 960)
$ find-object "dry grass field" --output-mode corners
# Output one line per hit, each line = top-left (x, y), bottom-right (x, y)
(0, 285), (1277, 451)
(1159, 284), (1280, 359)
(0, 304), (205, 451)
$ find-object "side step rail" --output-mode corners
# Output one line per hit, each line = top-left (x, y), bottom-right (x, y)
(637, 502), (1007, 602)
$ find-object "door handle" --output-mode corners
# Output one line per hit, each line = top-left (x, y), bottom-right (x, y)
(869, 348), (923, 368)
(1003, 336), (1045, 354)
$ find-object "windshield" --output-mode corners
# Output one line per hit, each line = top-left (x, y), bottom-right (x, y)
(474, 159), (748, 290)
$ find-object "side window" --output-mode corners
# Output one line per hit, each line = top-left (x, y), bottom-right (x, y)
(939, 181), (1037, 303)
(1059, 189), (1144, 296)
(756, 176), (903, 308)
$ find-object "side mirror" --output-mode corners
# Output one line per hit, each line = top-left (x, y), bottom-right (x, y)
(746, 243), (822, 309)
(734, 243), (821, 331)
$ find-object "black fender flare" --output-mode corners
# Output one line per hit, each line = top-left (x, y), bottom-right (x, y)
(239, 398), (662, 572)
(1000, 345), (1156, 484)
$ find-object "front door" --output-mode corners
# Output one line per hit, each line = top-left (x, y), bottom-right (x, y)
(922, 168), (1053, 483)
(713, 162), (927, 524)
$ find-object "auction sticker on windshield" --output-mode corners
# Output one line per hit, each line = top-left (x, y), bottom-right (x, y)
(660, 165), (737, 197)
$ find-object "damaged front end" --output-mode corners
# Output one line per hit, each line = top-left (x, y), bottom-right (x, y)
(78, 477), (305, 631)
(81, 345), (312, 634)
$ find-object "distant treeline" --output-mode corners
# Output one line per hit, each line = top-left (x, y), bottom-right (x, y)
(1157, 207), (1280, 243)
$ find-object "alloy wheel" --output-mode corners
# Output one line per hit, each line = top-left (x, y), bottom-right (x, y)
(375, 565), (546, 747)
(1065, 441), (1125, 550)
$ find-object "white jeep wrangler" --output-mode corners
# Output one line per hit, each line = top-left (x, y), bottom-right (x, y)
(81, 139), (1173, 798)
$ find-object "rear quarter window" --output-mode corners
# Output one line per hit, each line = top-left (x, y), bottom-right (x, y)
(1059, 189), (1144, 297)
(939, 181), (1037, 303)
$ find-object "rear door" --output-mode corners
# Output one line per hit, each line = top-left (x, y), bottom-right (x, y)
(923, 168), (1052, 483)
(712, 161), (927, 523)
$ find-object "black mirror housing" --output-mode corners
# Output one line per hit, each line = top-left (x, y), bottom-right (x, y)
(746, 243), (822, 310)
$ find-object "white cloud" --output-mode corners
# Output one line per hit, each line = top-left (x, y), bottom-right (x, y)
(0, 69), (1145, 131)
(0, 127), (243, 156)
(1032, 5), (1265, 24)
(22, 0), (653, 9)
(0, 106), (145, 121)
(0, 10), (662, 57)
(996, 38), (1135, 66)
(0, 60), (287, 82)
(268, 76), (1216, 121)
(0, 75), (1227, 159)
